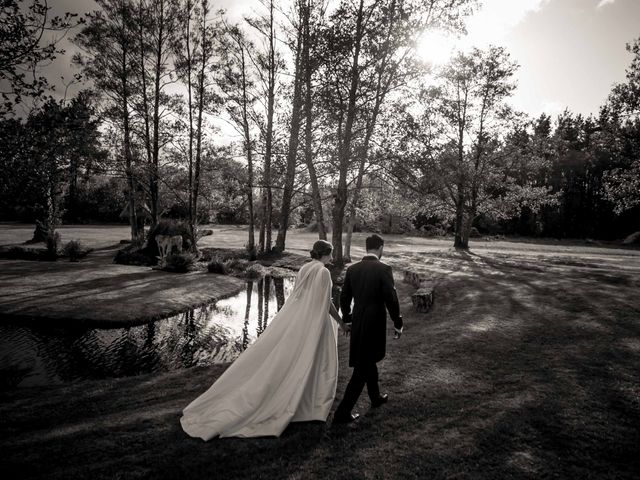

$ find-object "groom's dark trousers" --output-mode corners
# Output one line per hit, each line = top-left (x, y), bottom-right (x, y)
(335, 254), (402, 418)
(335, 363), (380, 417)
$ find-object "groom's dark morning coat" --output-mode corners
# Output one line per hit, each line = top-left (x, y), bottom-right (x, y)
(340, 255), (403, 367)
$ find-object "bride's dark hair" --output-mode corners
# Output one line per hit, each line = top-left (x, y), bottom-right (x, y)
(309, 240), (333, 259)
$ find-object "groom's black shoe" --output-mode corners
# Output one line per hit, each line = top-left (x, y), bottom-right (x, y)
(333, 412), (360, 424)
(371, 394), (388, 408)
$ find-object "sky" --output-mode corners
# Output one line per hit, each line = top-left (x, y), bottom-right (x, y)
(42, 0), (640, 120)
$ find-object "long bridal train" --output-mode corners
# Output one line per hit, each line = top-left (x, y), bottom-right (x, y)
(180, 260), (338, 439)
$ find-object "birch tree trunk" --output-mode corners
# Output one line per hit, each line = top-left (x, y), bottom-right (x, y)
(258, 0), (276, 254)
(121, 1), (140, 244)
(332, 0), (365, 266)
(274, 0), (306, 252)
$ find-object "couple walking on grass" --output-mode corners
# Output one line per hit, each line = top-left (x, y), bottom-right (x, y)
(180, 234), (404, 439)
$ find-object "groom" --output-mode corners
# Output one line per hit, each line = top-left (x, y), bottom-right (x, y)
(333, 234), (403, 424)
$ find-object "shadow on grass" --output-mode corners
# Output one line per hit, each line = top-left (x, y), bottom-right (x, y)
(1, 250), (639, 479)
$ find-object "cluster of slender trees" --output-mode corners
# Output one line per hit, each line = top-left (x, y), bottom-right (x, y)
(1, 0), (475, 262)
(1, 0), (639, 259)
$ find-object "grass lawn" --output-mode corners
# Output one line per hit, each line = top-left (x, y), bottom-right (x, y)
(1, 224), (639, 479)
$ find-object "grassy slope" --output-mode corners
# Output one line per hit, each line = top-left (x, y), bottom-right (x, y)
(2, 244), (640, 479)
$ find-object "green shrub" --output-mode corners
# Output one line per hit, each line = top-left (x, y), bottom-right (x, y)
(224, 257), (249, 272)
(245, 263), (266, 279)
(305, 220), (330, 233)
(199, 247), (248, 263)
(164, 252), (196, 273)
(113, 245), (152, 266)
(0, 246), (43, 260)
(62, 240), (90, 261)
(420, 225), (446, 237)
(207, 259), (227, 274)
(44, 231), (61, 259)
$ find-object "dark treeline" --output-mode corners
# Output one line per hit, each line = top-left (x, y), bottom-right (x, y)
(496, 109), (640, 240)
(1, 0), (639, 257)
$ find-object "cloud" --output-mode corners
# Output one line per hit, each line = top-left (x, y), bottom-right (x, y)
(596, 0), (616, 8)
(458, 0), (552, 49)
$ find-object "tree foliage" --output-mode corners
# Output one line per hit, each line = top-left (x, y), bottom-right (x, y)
(0, 0), (82, 115)
(3, 3), (640, 250)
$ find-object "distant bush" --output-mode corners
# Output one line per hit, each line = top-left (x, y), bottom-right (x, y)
(206, 256), (252, 276)
(63, 176), (126, 223)
(0, 246), (44, 260)
(163, 252), (196, 273)
(305, 220), (330, 233)
(207, 259), (227, 274)
(199, 247), (248, 263)
(362, 214), (413, 235)
(44, 231), (61, 259)
(198, 248), (269, 275)
(62, 240), (90, 262)
(225, 258), (251, 275)
(419, 225), (446, 237)
(245, 263), (267, 279)
(113, 245), (152, 266)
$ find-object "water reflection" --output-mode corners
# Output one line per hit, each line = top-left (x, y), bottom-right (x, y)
(263, 276), (270, 333)
(274, 276), (286, 311)
(0, 275), (295, 389)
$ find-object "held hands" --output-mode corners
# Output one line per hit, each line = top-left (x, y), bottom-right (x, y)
(393, 315), (404, 340)
(340, 322), (352, 336)
(393, 326), (403, 340)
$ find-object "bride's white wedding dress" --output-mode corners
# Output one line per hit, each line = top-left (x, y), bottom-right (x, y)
(180, 260), (338, 439)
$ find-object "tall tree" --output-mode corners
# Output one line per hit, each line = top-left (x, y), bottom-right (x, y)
(25, 100), (68, 243)
(315, 0), (471, 264)
(301, 0), (327, 240)
(219, 22), (259, 259)
(343, 0), (406, 261)
(603, 37), (640, 217)
(135, 0), (179, 229)
(1, 95), (106, 241)
(328, 0), (366, 266)
(174, 0), (218, 252)
(246, 0), (280, 254)
(74, 0), (143, 244)
(64, 91), (108, 222)
(274, 0), (307, 252)
(438, 47), (517, 249)
(392, 46), (554, 249)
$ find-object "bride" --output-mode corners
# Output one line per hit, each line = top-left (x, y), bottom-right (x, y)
(180, 240), (349, 439)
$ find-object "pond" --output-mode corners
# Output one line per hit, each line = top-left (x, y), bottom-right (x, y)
(0, 275), (295, 389)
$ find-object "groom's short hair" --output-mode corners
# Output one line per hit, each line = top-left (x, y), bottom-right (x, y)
(366, 234), (384, 251)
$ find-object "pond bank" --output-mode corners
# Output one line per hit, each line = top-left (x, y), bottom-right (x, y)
(0, 247), (249, 327)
